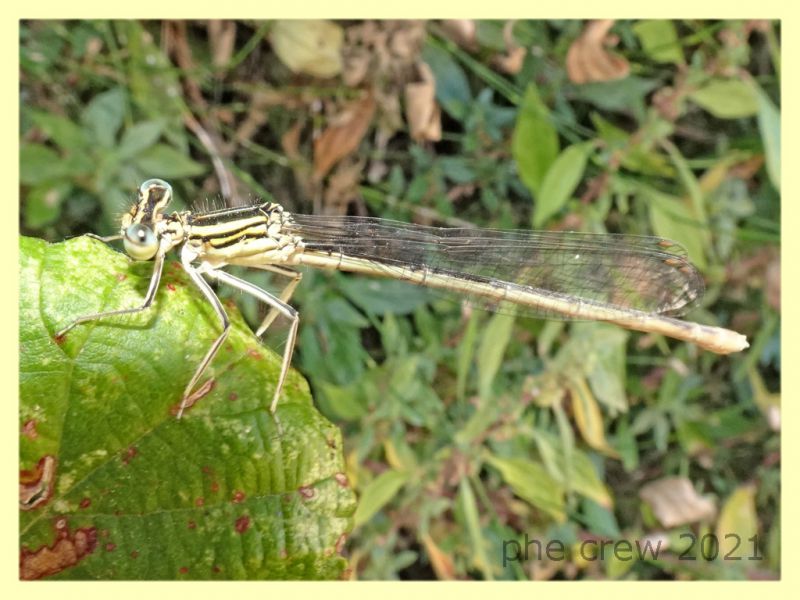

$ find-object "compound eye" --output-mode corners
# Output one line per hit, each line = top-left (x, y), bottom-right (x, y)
(139, 178), (172, 198)
(138, 179), (173, 214)
(123, 223), (159, 260)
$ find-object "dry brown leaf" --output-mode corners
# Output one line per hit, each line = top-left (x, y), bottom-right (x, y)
(207, 20), (236, 68)
(323, 159), (365, 214)
(271, 20), (343, 78)
(281, 120), (314, 200)
(343, 49), (371, 86)
(652, 86), (683, 122)
(568, 376), (619, 459)
(639, 477), (716, 528)
(421, 533), (456, 580)
(389, 20), (426, 60)
(313, 93), (376, 181)
(441, 19), (477, 50)
(496, 47), (526, 75)
(729, 154), (765, 181)
(281, 120), (303, 162)
(494, 20), (526, 75)
(404, 62), (442, 142)
(566, 20), (630, 84)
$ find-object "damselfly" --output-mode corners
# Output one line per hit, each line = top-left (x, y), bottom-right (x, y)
(57, 179), (749, 418)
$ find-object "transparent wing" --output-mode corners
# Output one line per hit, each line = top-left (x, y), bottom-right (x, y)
(287, 215), (705, 320)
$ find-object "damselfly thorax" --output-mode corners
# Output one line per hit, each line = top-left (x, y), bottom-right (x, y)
(58, 179), (748, 419)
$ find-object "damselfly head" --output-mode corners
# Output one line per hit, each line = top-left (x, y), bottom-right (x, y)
(120, 179), (173, 260)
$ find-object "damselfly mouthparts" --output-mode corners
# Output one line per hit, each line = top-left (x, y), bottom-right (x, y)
(57, 179), (749, 418)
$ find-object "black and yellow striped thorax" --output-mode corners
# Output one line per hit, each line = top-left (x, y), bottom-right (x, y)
(182, 202), (302, 261)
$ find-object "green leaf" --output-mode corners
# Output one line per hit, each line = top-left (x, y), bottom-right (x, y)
(118, 120), (166, 160)
(579, 324), (628, 415)
(647, 190), (707, 270)
(316, 381), (368, 422)
(662, 141), (711, 257)
(133, 144), (206, 178)
(457, 478), (493, 579)
(440, 156), (476, 184)
(485, 455), (566, 522)
(575, 77), (659, 118)
(754, 85), (780, 191)
(633, 20), (684, 64)
(24, 181), (72, 229)
(476, 311), (515, 399)
(582, 498), (621, 538)
(716, 485), (758, 557)
(339, 277), (430, 316)
(534, 143), (589, 228)
(422, 42), (473, 121)
(456, 312), (479, 402)
(689, 79), (758, 119)
(353, 470), (409, 528)
(82, 87), (127, 148)
(533, 431), (612, 509)
(20, 236), (355, 580)
(27, 110), (88, 150)
(20, 143), (66, 185)
(512, 84), (559, 198)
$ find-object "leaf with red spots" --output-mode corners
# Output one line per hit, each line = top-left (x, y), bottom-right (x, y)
(19, 236), (356, 580)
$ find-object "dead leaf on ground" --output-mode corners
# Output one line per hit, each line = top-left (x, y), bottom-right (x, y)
(726, 246), (779, 309)
(281, 120), (314, 199)
(343, 49), (371, 86)
(494, 20), (526, 75)
(313, 93), (376, 181)
(323, 159), (366, 214)
(341, 21), (426, 142)
(729, 154), (765, 181)
(390, 20), (426, 60)
(271, 20), (343, 78)
(568, 376), (619, 459)
(441, 19), (477, 51)
(639, 476), (716, 528)
(281, 120), (303, 162)
(421, 533), (456, 580)
(652, 86), (684, 122)
(405, 62), (442, 142)
(566, 20), (630, 84)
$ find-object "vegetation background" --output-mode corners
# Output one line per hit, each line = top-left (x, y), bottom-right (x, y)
(20, 19), (780, 580)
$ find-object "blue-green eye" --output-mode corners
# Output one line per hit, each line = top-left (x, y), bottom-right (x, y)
(123, 223), (158, 260)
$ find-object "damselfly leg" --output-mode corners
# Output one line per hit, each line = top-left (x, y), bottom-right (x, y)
(176, 245), (231, 419)
(202, 267), (299, 414)
(85, 233), (124, 243)
(248, 264), (303, 337)
(55, 246), (167, 339)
